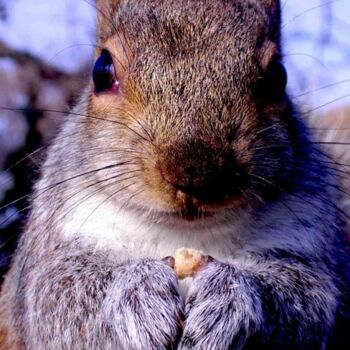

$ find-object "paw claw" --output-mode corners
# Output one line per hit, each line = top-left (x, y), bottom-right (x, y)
(162, 256), (175, 268)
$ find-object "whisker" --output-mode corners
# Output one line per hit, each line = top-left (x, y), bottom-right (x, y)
(0, 205), (31, 245)
(11, 171), (142, 253)
(114, 107), (155, 144)
(0, 161), (136, 212)
(255, 122), (284, 135)
(3, 146), (45, 173)
(285, 53), (330, 71)
(311, 142), (350, 146)
(0, 131), (142, 190)
(282, 1), (339, 29)
(82, 0), (132, 67)
(0, 107), (150, 145)
(294, 78), (350, 98)
(118, 187), (145, 216)
(0, 168), (142, 230)
(47, 43), (102, 67)
(74, 177), (140, 232)
(301, 94), (350, 115)
(250, 172), (350, 221)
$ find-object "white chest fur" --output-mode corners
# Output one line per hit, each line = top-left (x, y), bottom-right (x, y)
(59, 189), (326, 268)
(61, 194), (244, 261)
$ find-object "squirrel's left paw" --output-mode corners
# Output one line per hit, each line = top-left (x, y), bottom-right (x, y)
(178, 259), (262, 350)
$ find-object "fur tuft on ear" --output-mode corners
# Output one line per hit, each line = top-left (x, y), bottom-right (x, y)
(96, 0), (121, 42)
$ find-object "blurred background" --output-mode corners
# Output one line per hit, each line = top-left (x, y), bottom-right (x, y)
(0, 0), (349, 279)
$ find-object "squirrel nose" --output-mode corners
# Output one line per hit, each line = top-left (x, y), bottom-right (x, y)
(161, 143), (246, 204)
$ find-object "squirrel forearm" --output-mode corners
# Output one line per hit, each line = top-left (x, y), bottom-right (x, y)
(23, 246), (123, 349)
(243, 257), (338, 348)
(19, 244), (182, 350)
(181, 254), (339, 350)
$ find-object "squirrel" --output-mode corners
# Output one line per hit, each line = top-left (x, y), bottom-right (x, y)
(0, 0), (350, 349)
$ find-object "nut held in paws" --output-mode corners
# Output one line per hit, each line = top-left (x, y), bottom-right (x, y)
(174, 248), (204, 279)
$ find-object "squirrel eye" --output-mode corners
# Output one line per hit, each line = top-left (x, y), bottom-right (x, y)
(93, 50), (119, 93)
(259, 60), (287, 103)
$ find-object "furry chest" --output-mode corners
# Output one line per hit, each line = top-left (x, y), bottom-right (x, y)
(60, 194), (242, 261)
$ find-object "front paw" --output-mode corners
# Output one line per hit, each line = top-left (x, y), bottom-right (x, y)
(105, 259), (183, 350)
(178, 259), (262, 350)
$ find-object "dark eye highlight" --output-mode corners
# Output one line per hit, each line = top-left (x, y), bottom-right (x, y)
(93, 50), (119, 93)
(258, 60), (287, 103)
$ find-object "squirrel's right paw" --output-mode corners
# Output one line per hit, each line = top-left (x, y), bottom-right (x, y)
(104, 259), (183, 350)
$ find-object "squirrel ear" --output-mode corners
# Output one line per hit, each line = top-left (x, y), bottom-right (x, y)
(96, 0), (121, 42)
(259, 0), (281, 46)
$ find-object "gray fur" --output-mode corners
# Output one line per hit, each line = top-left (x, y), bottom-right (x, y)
(9, 243), (182, 349)
(0, 0), (350, 349)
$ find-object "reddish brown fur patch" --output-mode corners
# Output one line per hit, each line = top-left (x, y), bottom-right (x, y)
(0, 324), (23, 350)
(96, 0), (122, 41)
(259, 40), (278, 70)
(86, 0), (290, 214)
(260, 0), (279, 11)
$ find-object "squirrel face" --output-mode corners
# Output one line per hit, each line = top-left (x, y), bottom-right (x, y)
(86, 0), (294, 220)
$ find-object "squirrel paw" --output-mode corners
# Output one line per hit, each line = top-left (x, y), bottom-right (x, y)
(178, 259), (261, 350)
(105, 259), (183, 350)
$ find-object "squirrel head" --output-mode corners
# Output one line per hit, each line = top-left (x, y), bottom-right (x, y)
(86, 0), (296, 221)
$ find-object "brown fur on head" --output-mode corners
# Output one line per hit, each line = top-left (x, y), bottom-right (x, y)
(88, 0), (295, 220)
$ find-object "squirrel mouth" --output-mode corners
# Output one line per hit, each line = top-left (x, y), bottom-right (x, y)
(175, 191), (215, 221)
(178, 205), (214, 221)
(172, 188), (248, 221)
